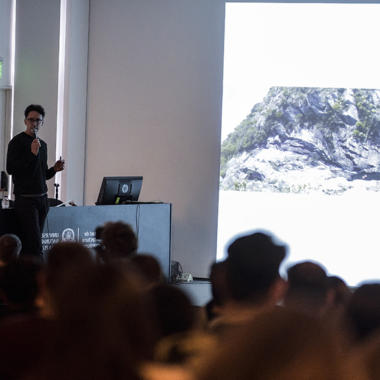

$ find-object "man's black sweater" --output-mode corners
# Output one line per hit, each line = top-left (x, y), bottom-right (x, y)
(6, 132), (56, 196)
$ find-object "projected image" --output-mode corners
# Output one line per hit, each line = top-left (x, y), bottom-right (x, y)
(218, 3), (380, 286)
(221, 87), (380, 195)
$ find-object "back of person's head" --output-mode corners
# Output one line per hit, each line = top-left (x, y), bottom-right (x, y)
(93, 225), (106, 262)
(95, 225), (104, 240)
(345, 283), (380, 344)
(44, 242), (95, 316)
(285, 261), (329, 316)
(197, 308), (355, 380)
(0, 256), (42, 310)
(149, 283), (196, 339)
(100, 221), (137, 261)
(35, 262), (155, 380)
(226, 232), (287, 305)
(327, 275), (351, 307)
(46, 241), (95, 278)
(130, 253), (164, 286)
(209, 260), (229, 307)
(0, 234), (22, 266)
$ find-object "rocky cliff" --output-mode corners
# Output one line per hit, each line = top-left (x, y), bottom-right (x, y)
(220, 87), (380, 194)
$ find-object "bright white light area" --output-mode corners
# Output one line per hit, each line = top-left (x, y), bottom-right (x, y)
(222, 3), (380, 141)
(218, 2), (380, 286)
(10, 0), (15, 88)
(56, 0), (67, 195)
(8, 0), (16, 194)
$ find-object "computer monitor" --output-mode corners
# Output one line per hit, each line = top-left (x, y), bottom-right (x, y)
(96, 176), (143, 205)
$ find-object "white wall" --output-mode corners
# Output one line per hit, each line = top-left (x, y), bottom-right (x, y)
(86, 0), (225, 276)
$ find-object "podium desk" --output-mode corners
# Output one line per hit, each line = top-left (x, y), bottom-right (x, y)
(0, 203), (172, 277)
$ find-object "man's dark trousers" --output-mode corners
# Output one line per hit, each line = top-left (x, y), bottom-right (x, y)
(14, 195), (48, 257)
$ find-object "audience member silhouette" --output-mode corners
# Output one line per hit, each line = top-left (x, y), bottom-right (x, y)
(284, 261), (329, 318)
(210, 232), (287, 333)
(0, 257), (49, 380)
(131, 253), (165, 287)
(99, 221), (138, 262)
(204, 260), (229, 322)
(30, 263), (156, 380)
(345, 283), (380, 344)
(324, 275), (352, 329)
(197, 308), (365, 380)
(0, 225), (378, 380)
(0, 234), (22, 266)
(355, 331), (380, 380)
(150, 284), (196, 340)
(41, 242), (96, 317)
(326, 275), (351, 309)
(0, 256), (42, 318)
(93, 225), (105, 262)
(149, 283), (213, 367)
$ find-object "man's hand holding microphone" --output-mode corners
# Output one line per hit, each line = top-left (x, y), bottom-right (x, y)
(31, 128), (41, 156)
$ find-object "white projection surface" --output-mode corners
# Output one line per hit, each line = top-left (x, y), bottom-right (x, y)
(218, 2), (380, 286)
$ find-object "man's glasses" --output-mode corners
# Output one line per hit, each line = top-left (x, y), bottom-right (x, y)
(27, 118), (44, 125)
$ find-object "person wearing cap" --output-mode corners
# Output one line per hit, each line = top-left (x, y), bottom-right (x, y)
(209, 231), (288, 334)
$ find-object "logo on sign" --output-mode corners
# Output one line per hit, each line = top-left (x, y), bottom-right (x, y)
(62, 228), (75, 241)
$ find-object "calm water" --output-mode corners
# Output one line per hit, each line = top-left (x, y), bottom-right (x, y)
(217, 190), (380, 286)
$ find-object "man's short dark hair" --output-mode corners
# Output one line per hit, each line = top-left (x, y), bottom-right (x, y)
(24, 104), (45, 119)
(226, 232), (287, 304)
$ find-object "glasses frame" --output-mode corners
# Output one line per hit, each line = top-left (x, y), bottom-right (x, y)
(26, 118), (44, 126)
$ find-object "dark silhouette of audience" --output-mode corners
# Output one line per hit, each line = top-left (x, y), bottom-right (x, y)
(0, 233), (22, 266)
(196, 308), (363, 380)
(97, 221), (138, 262)
(31, 263), (156, 380)
(150, 284), (196, 340)
(149, 283), (215, 368)
(0, 256), (42, 318)
(345, 283), (380, 344)
(326, 275), (351, 310)
(204, 260), (229, 322)
(0, 226), (378, 380)
(41, 241), (96, 317)
(284, 261), (329, 318)
(0, 256), (49, 380)
(209, 232), (287, 334)
(226, 232), (287, 305)
(131, 253), (165, 287)
(324, 275), (352, 330)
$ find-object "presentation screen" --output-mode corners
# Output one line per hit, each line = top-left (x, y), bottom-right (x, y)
(218, 2), (380, 286)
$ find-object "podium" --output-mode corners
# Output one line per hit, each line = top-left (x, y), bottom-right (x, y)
(0, 203), (172, 277)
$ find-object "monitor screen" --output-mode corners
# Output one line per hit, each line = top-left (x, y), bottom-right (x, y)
(96, 176), (143, 205)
